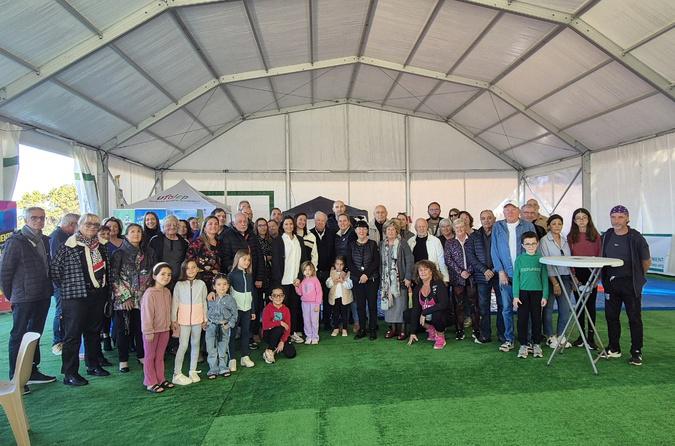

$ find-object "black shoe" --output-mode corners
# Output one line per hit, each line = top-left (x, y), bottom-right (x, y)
(86, 366), (111, 377)
(249, 342), (259, 350)
(455, 332), (465, 341)
(98, 356), (112, 367)
(572, 336), (584, 347)
(23, 385), (30, 395)
(369, 330), (377, 341)
(629, 352), (643, 366)
(587, 341), (598, 351)
(102, 337), (113, 352)
(354, 330), (367, 340)
(64, 374), (89, 386)
(474, 336), (491, 344)
(27, 369), (57, 384)
(119, 367), (130, 373)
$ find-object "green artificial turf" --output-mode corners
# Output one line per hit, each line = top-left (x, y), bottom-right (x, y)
(1, 309), (674, 445)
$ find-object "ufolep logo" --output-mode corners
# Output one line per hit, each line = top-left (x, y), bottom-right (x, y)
(155, 194), (189, 201)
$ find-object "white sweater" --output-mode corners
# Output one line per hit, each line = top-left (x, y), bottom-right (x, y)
(408, 234), (450, 283)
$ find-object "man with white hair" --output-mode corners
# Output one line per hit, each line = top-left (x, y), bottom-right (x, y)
(311, 211), (335, 330)
(526, 198), (548, 230)
(49, 213), (80, 355)
(408, 218), (449, 283)
(521, 203), (546, 240)
(2, 207), (56, 393)
(368, 205), (388, 243)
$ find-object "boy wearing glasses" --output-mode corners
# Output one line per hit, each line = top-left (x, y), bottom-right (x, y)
(261, 287), (297, 363)
(512, 232), (549, 359)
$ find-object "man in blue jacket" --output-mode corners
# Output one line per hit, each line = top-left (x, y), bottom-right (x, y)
(1, 207), (56, 393)
(490, 201), (535, 352)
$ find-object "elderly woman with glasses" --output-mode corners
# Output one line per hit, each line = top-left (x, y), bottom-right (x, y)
(51, 213), (112, 386)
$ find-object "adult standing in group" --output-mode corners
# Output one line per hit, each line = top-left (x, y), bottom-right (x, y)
(567, 208), (601, 349)
(368, 205), (388, 244)
(50, 213), (111, 386)
(490, 201), (535, 352)
(334, 213), (358, 330)
(310, 211), (335, 331)
(538, 214), (573, 349)
(448, 208), (460, 221)
(380, 219), (413, 340)
(521, 204), (546, 240)
(2, 207), (56, 392)
(349, 221), (380, 340)
(187, 216), (222, 292)
(445, 219), (479, 341)
(397, 212), (414, 242)
(437, 218), (455, 251)
(426, 202), (442, 236)
(101, 217), (125, 352)
(178, 219), (192, 242)
(254, 217), (273, 301)
(408, 218), (449, 283)
(407, 260), (450, 350)
(271, 216), (310, 343)
(238, 200), (255, 232)
(526, 198), (548, 230)
(466, 210), (503, 344)
(267, 219), (280, 239)
(458, 211), (475, 234)
(270, 208), (283, 226)
(295, 212), (319, 266)
(110, 223), (156, 373)
(600, 205), (651, 366)
(149, 215), (188, 289)
(211, 208), (229, 239)
(188, 217), (201, 241)
(142, 212), (161, 248)
(103, 217), (125, 257)
(49, 213), (79, 356)
(327, 200), (347, 234)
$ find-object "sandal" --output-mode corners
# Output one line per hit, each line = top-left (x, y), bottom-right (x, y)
(159, 380), (175, 389)
(147, 384), (165, 394)
(208, 374), (217, 380)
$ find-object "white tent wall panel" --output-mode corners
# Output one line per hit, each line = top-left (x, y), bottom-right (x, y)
(530, 61), (656, 129)
(314, 0), (369, 60)
(115, 14), (213, 99)
(465, 171), (518, 221)
(496, 29), (609, 106)
(172, 114), (286, 171)
(581, 0), (675, 49)
(0, 81), (129, 146)
(410, 1), (499, 73)
(0, 0), (91, 67)
(290, 173), (349, 209)
(57, 47), (173, 125)
(0, 55), (31, 87)
(408, 117), (512, 170)
(107, 156), (156, 206)
(453, 91), (516, 134)
(410, 172), (465, 220)
(289, 106), (347, 171)
(632, 28), (675, 83)
(249, 0), (310, 68)
(566, 94), (675, 150)
(179, 3), (263, 75)
(364, 0), (438, 65)
(348, 172), (406, 217)
(452, 14), (556, 82)
(347, 106), (404, 170)
(66, 0), (149, 31)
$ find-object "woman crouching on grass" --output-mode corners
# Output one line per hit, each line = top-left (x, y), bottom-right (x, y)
(407, 260), (450, 350)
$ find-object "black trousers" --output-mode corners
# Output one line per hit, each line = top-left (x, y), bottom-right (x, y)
(353, 279), (378, 331)
(250, 287), (264, 336)
(517, 290), (543, 345)
(605, 277), (643, 355)
(229, 309), (251, 359)
(332, 297), (351, 329)
(575, 267), (598, 336)
(282, 284), (302, 333)
(8, 298), (50, 379)
(452, 283), (479, 336)
(61, 291), (106, 375)
(263, 326), (296, 358)
(403, 309), (447, 332)
(114, 309), (144, 362)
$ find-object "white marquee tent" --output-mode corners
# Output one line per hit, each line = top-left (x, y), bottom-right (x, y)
(0, 0), (674, 272)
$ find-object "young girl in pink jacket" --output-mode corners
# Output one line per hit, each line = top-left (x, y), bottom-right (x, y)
(295, 261), (323, 344)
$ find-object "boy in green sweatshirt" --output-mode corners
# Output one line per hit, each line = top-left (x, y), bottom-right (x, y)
(513, 231), (549, 358)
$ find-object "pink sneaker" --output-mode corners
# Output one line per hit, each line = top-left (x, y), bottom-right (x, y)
(426, 325), (437, 342)
(434, 332), (446, 350)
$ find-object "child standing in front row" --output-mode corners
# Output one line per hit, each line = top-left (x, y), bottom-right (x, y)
(262, 287), (297, 364)
(140, 262), (175, 394)
(296, 261), (323, 344)
(513, 231), (549, 359)
(326, 256), (353, 337)
(228, 250), (257, 371)
(205, 275), (238, 379)
(171, 259), (208, 386)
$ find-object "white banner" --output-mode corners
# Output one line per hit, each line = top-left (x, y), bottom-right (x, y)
(645, 234), (672, 274)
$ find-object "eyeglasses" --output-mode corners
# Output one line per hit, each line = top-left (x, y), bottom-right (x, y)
(449, 213), (459, 218)
(523, 242), (538, 247)
(29, 216), (46, 221)
(271, 293), (285, 298)
(83, 222), (101, 228)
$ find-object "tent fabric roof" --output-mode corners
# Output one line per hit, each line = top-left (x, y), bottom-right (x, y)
(125, 179), (225, 210)
(1, 0), (674, 171)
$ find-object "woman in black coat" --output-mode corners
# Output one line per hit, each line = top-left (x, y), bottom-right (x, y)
(271, 216), (310, 343)
(407, 260), (449, 350)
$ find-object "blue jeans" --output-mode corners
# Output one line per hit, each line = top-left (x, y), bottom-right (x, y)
(543, 275), (573, 338)
(52, 289), (64, 345)
(477, 276), (503, 341)
(205, 323), (231, 375)
(500, 280), (514, 343)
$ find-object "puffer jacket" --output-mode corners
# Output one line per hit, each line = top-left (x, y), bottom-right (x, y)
(0, 230), (52, 303)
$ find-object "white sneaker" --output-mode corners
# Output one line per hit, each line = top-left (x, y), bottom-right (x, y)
(547, 336), (558, 349)
(229, 359), (237, 372)
(189, 370), (201, 383)
(241, 356), (255, 368)
(341, 329), (348, 337)
(331, 329), (339, 337)
(291, 333), (304, 344)
(311, 338), (319, 345)
(558, 336), (571, 349)
(532, 344), (543, 358)
(263, 350), (275, 364)
(517, 345), (529, 358)
(51, 343), (63, 356)
(499, 341), (514, 352)
(172, 373), (192, 386)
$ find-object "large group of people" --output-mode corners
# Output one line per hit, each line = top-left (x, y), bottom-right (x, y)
(1, 197), (651, 395)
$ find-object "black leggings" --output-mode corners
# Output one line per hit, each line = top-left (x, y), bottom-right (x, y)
(574, 268), (598, 335)
(263, 326), (296, 358)
(282, 284), (302, 333)
(114, 309), (144, 362)
(353, 279), (378, 331)
(332, 298), (351, 329)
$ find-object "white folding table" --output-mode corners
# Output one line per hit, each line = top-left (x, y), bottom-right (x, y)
(539, 256), (623, 375)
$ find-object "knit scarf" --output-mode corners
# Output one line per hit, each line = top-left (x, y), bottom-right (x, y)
(76, 232), (105, 280)
(380, 239), (401, 301)
(21, 225), (48, 270)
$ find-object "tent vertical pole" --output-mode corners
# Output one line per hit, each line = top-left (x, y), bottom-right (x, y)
(97, 151), (109, 217)
(285, 113), (291, 209)
(223, 173), (228, 216)
(518, 171), (526, 205)
(582, 151), (591, 210)
(345, 105), (351, 205)
(404, 115), (411, 216)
